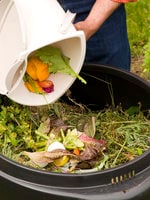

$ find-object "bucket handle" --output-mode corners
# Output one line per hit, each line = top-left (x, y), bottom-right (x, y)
(5, 51), (28, 95)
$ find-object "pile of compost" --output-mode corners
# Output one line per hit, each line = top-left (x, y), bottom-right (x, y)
(0, 96), (149, 173)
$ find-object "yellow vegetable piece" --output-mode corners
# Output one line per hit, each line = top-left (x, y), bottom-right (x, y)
(26, 58), (38, 80)
(26, 57), (49, 81)
(24, 81), (43, 94)
(54, 156), (69, 167)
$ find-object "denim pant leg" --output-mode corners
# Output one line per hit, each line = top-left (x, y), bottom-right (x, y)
(58, 1), (131, 71)
(85, 5), (131, 70)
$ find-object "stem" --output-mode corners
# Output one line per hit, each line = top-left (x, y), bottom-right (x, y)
(35, 130), (49, 140)
(112, 139), (126, 166)
(107, 135), (134, 153)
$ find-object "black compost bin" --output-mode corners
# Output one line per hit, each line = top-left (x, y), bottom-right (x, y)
(0, 64), (150, 200)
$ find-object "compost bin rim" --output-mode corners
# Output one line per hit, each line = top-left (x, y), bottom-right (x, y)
(81, 63), (150, 90)
(0, 148), (150, 188)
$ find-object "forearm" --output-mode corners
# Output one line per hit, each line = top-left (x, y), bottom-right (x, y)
(88, 0), (137, 30)
(75, 0), (121, 39)
(86, 0), (121, 32)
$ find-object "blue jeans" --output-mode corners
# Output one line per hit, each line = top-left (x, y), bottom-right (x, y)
(58, 0), (131, 70)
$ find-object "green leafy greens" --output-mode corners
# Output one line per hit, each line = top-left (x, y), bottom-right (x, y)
(35, 46), (87, 84)
(61, 128), (84, 150)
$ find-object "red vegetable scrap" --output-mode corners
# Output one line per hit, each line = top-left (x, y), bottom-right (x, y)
(79, 133), (106, 146)
(38, 80), (54, 93)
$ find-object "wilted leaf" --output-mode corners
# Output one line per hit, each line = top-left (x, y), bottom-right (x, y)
(84, 116), (96, 138)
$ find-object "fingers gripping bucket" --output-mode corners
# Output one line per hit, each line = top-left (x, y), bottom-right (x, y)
(0, 0), (86, 106)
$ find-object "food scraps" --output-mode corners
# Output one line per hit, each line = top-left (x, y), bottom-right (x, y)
(23, 46), (86, 94)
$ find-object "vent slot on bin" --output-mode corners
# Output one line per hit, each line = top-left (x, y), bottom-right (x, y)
(111, 170), (135, 184)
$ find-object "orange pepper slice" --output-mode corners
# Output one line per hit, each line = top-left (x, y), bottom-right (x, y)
(73, 148), (80, 155)
(26, 57), (49, 81)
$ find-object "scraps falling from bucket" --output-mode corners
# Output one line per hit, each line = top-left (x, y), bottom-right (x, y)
(0, 0), (86, 106)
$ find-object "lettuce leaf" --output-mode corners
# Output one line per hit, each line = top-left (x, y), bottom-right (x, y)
(62, 129), (84, 150)
(35, 46), (86, 84)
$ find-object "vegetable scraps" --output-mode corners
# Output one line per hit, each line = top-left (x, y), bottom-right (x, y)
(24, 57), (54, 94)
(23, 46), (86, 94)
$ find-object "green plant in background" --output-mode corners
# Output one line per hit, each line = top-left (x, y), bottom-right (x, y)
(126, 0), (150, 56)
(142, 38), (150, 79)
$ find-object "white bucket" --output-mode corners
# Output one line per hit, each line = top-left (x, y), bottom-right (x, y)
(0, 0), (86, 106)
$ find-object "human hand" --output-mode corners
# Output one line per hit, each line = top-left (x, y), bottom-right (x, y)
(74, 20), (97, 41)
(74, 0), (121, 41)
